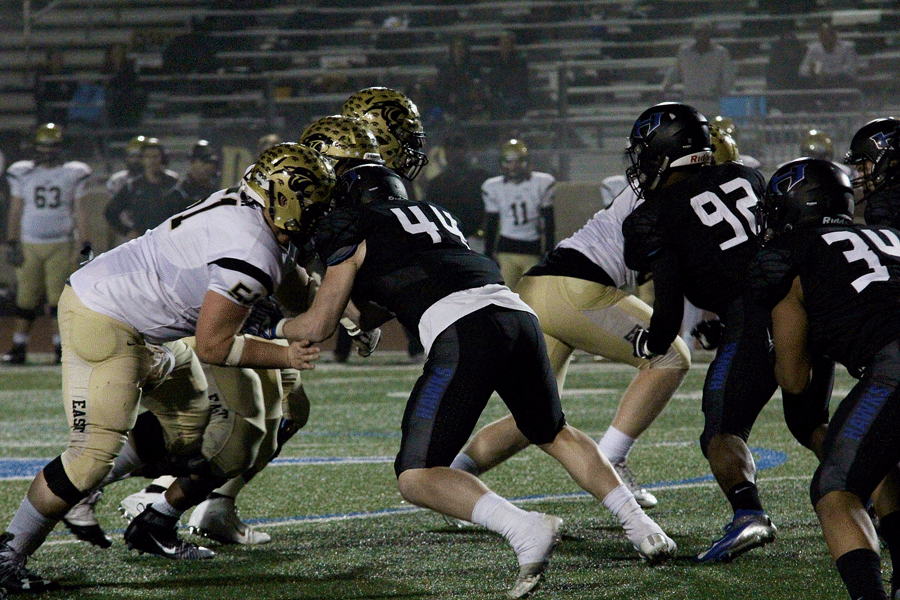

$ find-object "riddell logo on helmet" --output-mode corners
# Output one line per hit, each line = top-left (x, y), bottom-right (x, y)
(690, 154), (712, 164)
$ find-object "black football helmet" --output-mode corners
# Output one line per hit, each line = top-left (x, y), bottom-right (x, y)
(626, 102), (712, 196)
(759, 158), (854, 242)
(844, 118), (900, 193)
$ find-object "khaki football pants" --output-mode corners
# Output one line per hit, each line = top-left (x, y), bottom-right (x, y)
(58, 286), (208, 493)
(16, 240), (75, 309)
(516, 275), (690, 389)
(497, 252), (541, 292)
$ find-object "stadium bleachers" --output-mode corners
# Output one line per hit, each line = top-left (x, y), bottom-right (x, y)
(0, 0), (898, 178)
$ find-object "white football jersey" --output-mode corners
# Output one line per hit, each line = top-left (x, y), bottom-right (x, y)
(6, 159), (92, 244)
(70, 189), (287, 344)
(482, 171), (555, 242)
(106, 167), (179, 197)
(557, 186), (642, 290)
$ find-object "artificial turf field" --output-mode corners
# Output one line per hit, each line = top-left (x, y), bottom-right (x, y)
(0, 353), (867, 599)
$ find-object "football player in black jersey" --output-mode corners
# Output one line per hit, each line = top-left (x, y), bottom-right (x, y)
(275, 88), (676, 598)
(845, 118), (900, 229)
(755, 157), (900, 600)
(621, 102), (833, 563)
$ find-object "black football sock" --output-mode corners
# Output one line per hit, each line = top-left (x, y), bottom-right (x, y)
(835, 548), (888, 600)
(726, 481), (763, 513)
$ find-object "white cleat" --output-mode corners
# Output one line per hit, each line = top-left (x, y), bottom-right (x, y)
(636, 532), (677, 564)
(613, 460), (658, 510)
(119, 490), (165, 523)
(188, 497), (271, 545)
(508, 513), (563, 599)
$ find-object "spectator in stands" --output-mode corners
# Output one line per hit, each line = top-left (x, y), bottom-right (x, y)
(429, 35), (486, 122)
(102, 43), (146, 129)
(162, 16), (220, 75)
(33, 50), (76, 126)
(424, 134), (491, 252)
(765, 28), (807, 113)
(798, 23), (858, 89)
(482, 31), (531, 120)
(661, 22), (735, 118)
(104, 138), (178, 243)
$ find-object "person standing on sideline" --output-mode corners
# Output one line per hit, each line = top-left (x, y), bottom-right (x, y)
(482, 138), (555, 290)
(3, 123), (91, 365)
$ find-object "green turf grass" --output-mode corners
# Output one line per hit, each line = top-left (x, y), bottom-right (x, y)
(0, 356), (866, 599)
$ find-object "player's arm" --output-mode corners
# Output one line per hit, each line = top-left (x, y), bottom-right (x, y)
(643, 250), (684, 354)
(194, 289), (319, 370)
(282, 241), (365, 343)
(771, 276), (811, 395)
(6, 193), (23, 242)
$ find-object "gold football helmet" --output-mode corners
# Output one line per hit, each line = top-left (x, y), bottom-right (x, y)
(125, 135), (147, 156)
(709, 124), (741, 165)
(500, 138), (530, 180)
(712, 115), (737, 139)
(242, 143), (336, 235)
(299, 115), (383, 167)
(800, 129), (834, 162)
(34, 123), (63, 163)
(341, 87), (427, 180)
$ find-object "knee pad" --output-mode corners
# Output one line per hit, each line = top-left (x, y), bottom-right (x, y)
(44, 456), (88, 506)
(47, 305), (58, 318)
(14, 306), (38, 321)
(176, 467), (230, 507)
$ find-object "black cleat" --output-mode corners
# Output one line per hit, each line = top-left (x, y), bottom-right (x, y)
(0, 345), (25, 365)
(124, 507), (214, 560)
(62, 489), (112, 548)
(0, 533), (58, 593)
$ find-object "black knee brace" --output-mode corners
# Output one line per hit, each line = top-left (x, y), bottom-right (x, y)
(130, 411), (168, 466)
(44, 456), (87, 506)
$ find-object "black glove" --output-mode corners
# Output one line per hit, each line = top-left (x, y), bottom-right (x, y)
(350, 327), (382, 358)
(79, 242), (94, 265)
(631, 327), (659, 359)
(6, 241), (23, 268)
(691, 319), (725, 350)
(241, 297), (286, 339)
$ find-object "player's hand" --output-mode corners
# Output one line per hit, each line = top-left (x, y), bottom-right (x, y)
(242, 297), (286, 339)
(631, 327), (659, 359)
(350, 327), (381, 357)
(691, 319), (725, 350)
(6, 241), (23, 268)
(78, 242), (94, 265)
(288, 340), (320, 370)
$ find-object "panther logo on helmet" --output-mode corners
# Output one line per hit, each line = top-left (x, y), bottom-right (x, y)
(341, 87), (428, 180)
(242, 143), (336, 238)
(299, 115), (383, 166)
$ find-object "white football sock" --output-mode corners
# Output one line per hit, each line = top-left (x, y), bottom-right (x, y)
(150, 497), (184, 519)
(602, 483), (663, 548)
(597, 426), (635, 465)
(471, 492), (555, 566)
(449, 452), (480, 476)
(6, 497), (57, 555)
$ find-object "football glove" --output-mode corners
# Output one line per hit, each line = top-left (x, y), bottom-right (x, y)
(631, 327), (659, 359)
(6, 241), (23, 268)
(350, 327), (382, 358)
(691, 319), (725, 350)
(242, 297), (287, 339)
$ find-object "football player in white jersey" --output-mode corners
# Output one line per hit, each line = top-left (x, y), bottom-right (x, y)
(0, 144), (332, 593)
(3, 123), (92, 365)
(448, 182), (690, 513)
(482, 139), (556, 290)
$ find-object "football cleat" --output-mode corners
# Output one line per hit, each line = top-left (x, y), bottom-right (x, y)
(0, 533), (58, 593)
(508, 513), (563, 599)
(0, 344), (25, 366)
(635, 532), (677, 564)
(441, 513), (475, 529)
(188, 497), (271, 545)
(119, 490), (165, 523)
(696, 509), (776, 563)
(124, 507), (214, 560)
(62, 489), (112, 548)
(613, 460), (658, 510)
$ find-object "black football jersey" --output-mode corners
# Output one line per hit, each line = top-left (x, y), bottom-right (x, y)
(622, 162), (766, 314)
(314, 195), (504, 335)
(863, 185), (900, 230)
(794, 224), (900, 372)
